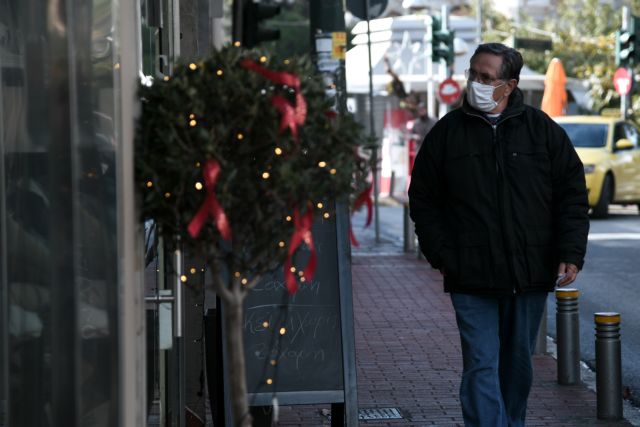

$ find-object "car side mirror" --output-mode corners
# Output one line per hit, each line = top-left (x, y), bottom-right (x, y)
(615, 138), (634, 150)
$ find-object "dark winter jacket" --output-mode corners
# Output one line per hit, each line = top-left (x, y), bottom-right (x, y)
(408, 89), (589, 295)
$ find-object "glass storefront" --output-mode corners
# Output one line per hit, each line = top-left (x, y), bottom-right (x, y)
(0, 1), (123, 425)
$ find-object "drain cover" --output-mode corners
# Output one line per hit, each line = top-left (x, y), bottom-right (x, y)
(358, 407), (403, 420)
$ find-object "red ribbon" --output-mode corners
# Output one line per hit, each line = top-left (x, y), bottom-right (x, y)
(349, 227), (360, 247)
(353, 185), (373, 227)
(349, 185), (374, 247)
(240, 59), (307, 139)
(188, 160), (232, 241)
(283, 206), (317, 295)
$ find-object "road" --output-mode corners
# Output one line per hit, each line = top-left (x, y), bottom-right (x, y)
(357, 202), (640, 402)
(545, 205), (640, 404)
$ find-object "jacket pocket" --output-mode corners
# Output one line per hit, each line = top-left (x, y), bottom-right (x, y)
(456, 231), (491, 284)
(525, 229), (555, 284)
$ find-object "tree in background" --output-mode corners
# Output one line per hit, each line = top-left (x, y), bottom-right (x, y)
(475, 0), (628, 115)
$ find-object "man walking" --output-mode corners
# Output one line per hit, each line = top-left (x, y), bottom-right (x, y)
(408, 43), (589, 427)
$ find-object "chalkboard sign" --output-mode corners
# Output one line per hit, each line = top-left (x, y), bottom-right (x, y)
(220, 201), (358, 424)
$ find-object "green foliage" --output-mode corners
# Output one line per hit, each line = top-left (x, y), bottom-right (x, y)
(135, 46), (369, 276)
(478, 0), (622, 113)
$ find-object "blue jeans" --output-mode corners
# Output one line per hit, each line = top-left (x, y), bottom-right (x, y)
(450, 292), (548, 427)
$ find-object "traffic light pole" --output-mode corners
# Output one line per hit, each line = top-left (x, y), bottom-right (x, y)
(364, 0), (381, 244)
(439, 5), (450, 118)
(309, 4), (359, 425)
(622, 6), (630, 119)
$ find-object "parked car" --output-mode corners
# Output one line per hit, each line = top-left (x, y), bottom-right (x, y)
(554, 116), (640, 218)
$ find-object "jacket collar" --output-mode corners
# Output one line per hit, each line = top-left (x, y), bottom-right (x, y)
(462, 87), (526, 119)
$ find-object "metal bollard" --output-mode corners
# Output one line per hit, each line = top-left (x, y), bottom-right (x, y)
(595, 312), (623, 420)
(403, 203), (416, 254)
(556, 288), (580, 385)
(534, 303), (548, 354)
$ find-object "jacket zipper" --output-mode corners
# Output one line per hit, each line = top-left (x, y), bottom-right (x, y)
(465, 111), (521, 294)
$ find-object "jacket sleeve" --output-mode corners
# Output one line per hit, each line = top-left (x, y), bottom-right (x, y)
(408, 124), (448, 269)
(549, 122), (590, 269)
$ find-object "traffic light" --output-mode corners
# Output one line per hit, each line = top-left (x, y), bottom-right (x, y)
(241, 0), (281, 48)
(431, 16), (455, 66)
(616, 15), (640, 67)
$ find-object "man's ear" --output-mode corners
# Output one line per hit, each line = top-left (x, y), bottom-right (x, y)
(505, 79), (518, 96)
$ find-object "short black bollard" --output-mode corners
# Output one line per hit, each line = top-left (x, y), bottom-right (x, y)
(556, 288), (580, 385)
(595, 312), (623, 420)
(403, 203), (416, 254)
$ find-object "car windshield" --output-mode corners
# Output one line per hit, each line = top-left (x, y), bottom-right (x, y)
(559, 123), (608, 148)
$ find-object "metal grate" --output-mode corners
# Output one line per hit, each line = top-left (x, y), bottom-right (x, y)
(358, 407), (403, 420)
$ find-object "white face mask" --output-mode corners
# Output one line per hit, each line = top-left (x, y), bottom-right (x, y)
(466, 80), (506, 112)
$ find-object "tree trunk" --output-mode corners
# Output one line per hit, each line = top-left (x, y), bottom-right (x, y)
(224, 297), (253, 427)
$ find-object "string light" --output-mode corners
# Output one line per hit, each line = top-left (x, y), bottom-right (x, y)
(330, 168), (337, 175)
(146, 181), (153, 188)
(279, 327), (286, 335)
(237, 133), (244, 140)
(234, 272), (241, 278)
(262, 321), (269, 328)
(164, 192), (171, 198)
(298, 271), (304, 277)
(283, 59), (290, 65)
(189, 114), (195, 119)
(318, 161), (327, 168)
(241, 278), (248, 285)
(285, 216), (292, 222)
(190, 267), (197, 274)
(234, 41), (241, 47)
(278, 241), (285, 248)
(114, 63), (120, 70)
(260, 56), (268, 63)
(266, 378), (273, 385)
(163, 76), (170, 81)
(290, 267), (296, 273)
(300, 277), (306, 283)
(270, 359), (277, 366)
(180, 275), (187, 283)
(262, 172), (270, 179)
(317, 202), (324, 209)
(189, 63), (197, 70)
(189, 119), (197, 127)
(216, 69), (223, 76)
(195, 182), (203, 190)
(274, 147), (283, 155)
(195, 162), (201, 168)
(323, 212), (330, 219)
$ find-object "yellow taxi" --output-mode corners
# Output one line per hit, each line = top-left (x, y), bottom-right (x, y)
(554, 115), (640, 218)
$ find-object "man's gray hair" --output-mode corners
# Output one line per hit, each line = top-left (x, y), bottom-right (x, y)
(470, 43), (524, 82)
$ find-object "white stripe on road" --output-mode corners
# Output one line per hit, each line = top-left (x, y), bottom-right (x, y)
(588, 233), (640, 240)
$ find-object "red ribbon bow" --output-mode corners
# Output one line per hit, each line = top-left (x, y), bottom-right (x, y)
(350, 185), (374, 247)
(188, 160), (232, 241)
(240, 59), (307, 139)
(283, 206), (317, 295)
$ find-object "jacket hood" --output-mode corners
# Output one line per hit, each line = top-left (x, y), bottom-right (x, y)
(462, 87), (526, 118)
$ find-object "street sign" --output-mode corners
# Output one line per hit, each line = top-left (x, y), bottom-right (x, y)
(438, 78), (461, 105)
(347, 0), (388, 20)
(614, 67), (633, 95)
(513, 37), (553, 51)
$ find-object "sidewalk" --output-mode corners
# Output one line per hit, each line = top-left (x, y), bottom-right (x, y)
(276, 207), (635, 426)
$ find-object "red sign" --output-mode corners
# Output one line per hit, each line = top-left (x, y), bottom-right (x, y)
(614, 67), (633, 96)
(438, 78), (462, 105)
